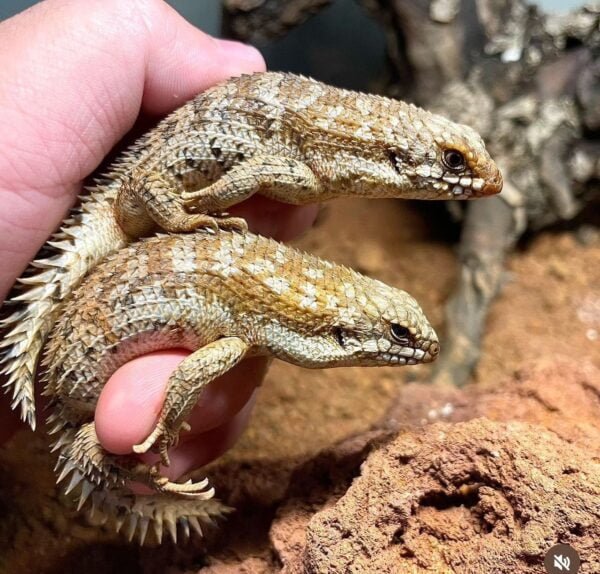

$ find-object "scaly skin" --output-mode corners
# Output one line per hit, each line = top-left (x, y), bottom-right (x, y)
(42, 229), (439, 544)
(0, 71), (501, 428)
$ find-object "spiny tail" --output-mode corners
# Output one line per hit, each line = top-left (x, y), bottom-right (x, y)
(0, 182), (128, 429)
(87, 488), (230, 545)
(51, 422), (230, 545)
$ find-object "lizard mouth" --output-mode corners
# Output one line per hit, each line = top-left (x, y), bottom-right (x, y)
(379, 345), (437, 365)
(442, 175), (485, 198)
(441, 166), (503, 199)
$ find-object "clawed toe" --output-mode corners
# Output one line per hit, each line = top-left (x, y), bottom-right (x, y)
(216, 216), (248, 232)
(181, 201), (248, 232)
(153, 474), (215, 499)
(181, 189), (203, 203)
(133, 423), (174, 466)
(133, 423), (163, 455)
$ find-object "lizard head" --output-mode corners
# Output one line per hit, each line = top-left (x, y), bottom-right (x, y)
(385, 107), (503, 200)
(324, 101), (503, 201)
(261, 271), (438, 369)
(325, 279), (440, 368)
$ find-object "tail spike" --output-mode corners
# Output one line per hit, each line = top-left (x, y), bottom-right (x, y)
(77, 481), (96, 511)
(64, 470), (84, 495)
(124, 514), (140, 542)
(137, 517), (150, 546)
(152, 514), (164, 544)
(188, 516), (203, 537)
(166, 515), (178, 544)
(56, 460), (77, 484)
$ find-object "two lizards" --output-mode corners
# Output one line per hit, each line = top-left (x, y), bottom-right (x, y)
(0, 71), (502, 542)
(1, 72), (502, 428)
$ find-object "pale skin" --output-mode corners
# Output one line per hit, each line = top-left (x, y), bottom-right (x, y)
(0, 0), (318, 479)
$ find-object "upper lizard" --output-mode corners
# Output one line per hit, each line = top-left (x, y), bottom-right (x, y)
(0, 71), (502, 427)
(42, 228), (439, 543)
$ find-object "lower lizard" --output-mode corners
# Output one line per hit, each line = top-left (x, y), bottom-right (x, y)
(41, 228), (439, 544)
(1, 71), (500, 428)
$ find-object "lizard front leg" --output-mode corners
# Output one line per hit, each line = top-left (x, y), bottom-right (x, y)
(181, 155), (321, 212)
(133, 337), (250, 466)
(115, 170), (247, 238)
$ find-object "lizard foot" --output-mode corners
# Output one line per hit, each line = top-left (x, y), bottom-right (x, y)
(209, 215), (248, 232)
(180, 188), (215, 207)
(180, 209), (248, 233)
(149, 467), (215, 499)
(133, 421), (191, 466)
(181, 193), (248, 231)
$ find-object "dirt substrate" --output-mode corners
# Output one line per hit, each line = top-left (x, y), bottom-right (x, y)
(0, 198), (598, 573)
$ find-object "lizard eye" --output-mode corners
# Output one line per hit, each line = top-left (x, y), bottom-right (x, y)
(387, 150), (403, 174)
(390, 324), (411, 342)
(442, 149), (466, 172)
(333, 327), (345, 347)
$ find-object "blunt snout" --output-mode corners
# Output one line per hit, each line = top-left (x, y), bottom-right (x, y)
(480, 166), (503, 197)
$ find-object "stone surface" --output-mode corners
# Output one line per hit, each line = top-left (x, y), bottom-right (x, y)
(301, 418), (600, 573)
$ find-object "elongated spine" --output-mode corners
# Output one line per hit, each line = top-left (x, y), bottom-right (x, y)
(0, 181), (128, 429)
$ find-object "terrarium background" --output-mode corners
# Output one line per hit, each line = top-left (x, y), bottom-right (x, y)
(0, 0), (583, 89)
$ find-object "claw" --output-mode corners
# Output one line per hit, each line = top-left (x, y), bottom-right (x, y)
(133, 421), (179, 466)
(150, 470), (214, 499)
(133, 422), (167, 455)
(180, 189), (203, 203)
(182, 203), (248, 232)
(197, 216), (219, 234)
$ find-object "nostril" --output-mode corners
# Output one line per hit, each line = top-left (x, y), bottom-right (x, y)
(429, 342), (440, 356)
(482, 176), (502, 196)
(492, 170), (503, 190)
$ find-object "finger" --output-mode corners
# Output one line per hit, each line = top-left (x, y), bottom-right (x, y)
(142, 28), (264, 115)
(140, 392), (257, 481)
(0, 0), (264, 300)
(231, 197), (320, 240)
(95, 350), (265, 455)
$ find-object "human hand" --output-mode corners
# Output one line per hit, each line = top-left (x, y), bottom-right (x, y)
(0, 0), (319, 479)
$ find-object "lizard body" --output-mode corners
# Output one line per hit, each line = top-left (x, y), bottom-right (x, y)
(42, 229), (439, 543)
(1, 71), (501, 428)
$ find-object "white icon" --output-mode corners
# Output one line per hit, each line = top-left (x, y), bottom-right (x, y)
(554, 554), (571, 571)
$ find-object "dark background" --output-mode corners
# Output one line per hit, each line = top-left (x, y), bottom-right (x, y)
(0, 1), (583, 91)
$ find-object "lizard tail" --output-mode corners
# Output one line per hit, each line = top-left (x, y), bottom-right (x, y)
(0, 184), (128, 429)
(87, 490), (231, 545)
(51, 421), (230, 545)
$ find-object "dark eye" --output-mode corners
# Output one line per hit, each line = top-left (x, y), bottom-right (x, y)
(390, 324), (411, 342)
(442, 149), (466, 171)
(387, 150), (402, 173)
(333, 327), (345, 346)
